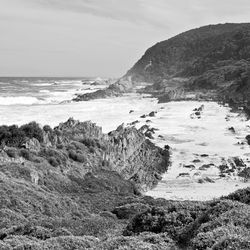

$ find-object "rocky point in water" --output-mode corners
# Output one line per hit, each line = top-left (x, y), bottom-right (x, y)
(73, 77), (133, 101)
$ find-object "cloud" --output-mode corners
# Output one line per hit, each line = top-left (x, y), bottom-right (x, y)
(1, 0), (250, 77)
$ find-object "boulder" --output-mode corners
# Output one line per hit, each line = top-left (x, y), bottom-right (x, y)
(184, 165), (195, 169)
(228, 127), (236, 133)
(148, 111), (157, 117)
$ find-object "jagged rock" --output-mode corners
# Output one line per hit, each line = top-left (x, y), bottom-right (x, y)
(129, 110), (134, 114)
(140, 114), (147, 118)
(145, 131), (154, 139)
(139, 125), (150, 133)
(73, 77), (133, 102)
(23, 138), (41, 152)
(233, 157), (245, 167)
(146, 120), (152, 123)
(246, 135), (250, 145)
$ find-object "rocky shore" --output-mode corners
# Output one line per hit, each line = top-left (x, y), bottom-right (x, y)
(73, 77), (133, 102)
(0, 119), (249, 249)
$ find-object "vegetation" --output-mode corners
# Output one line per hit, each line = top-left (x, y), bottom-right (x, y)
(0, 122), (44, 147)
(127, 23), (250, 82)
(0, 118), (248, 249)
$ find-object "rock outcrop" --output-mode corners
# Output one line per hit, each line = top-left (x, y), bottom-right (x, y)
(51, 118), (170, 191)
(73, 77), (133, 101)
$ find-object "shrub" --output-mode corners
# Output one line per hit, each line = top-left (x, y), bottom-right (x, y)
(223, 187), (250, 204)
(68, 150), (86, 163)
(51, 228), (73, 237)
(191, 225), (249, 250)
(42, 236), (99, 249)
(48, 157), (61, 167)
(19, 149), (33, 161)
(0, 125), (25, 147)
(97, 233), (177, 250)
(89, 146), (95, 153)
(0, 241), (12, 250)
(40, 148), (67, 166)
(0, 122), (43, 147)
(5, 148), (19, 158)
(43, 125), (53, 133)
(125, 206), (195, 239)
(212, 235), (250, 249)
(3, 235), (41, 249)
(20, 122), (43, 142)
(81, 138), (106, 150)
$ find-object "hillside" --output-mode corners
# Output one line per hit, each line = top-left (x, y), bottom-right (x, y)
(0, 119), (249, 249)
(73, 23), (250, 108)
(126, 23), (250, 82)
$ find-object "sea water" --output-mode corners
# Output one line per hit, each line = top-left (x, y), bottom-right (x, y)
(0, 77), (249, 200)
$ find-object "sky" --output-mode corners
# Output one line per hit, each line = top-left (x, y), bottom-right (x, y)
(0, 0), (250, 77)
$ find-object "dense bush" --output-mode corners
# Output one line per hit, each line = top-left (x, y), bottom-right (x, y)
(191, 225), (250, 250)
(223, 187), (250, 204)
(0, 122), (43, 147)
(40, 148), (68, 167)
(20, 122), (44, 142)
(42, 236), (99, 249)
(125, 206), (195, 239)
(97, 233), (177, 250)
(0, 125), (25, 147)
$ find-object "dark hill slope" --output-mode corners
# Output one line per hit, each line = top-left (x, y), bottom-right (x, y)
(126, 23), (250, 82)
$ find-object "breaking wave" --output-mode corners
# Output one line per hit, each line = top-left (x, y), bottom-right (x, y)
(0, 96), (47, 106)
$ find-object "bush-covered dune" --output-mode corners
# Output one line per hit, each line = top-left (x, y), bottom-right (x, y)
(0, 119), (249, 249)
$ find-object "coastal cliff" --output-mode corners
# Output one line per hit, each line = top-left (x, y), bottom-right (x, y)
(72, 23), (250, 113)
(125, 23), (250, 110)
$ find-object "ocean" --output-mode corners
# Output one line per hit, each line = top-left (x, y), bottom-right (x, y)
(0, 77), (249, 200)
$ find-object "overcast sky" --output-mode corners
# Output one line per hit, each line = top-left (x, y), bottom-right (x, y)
(0, 0), (250, 77)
